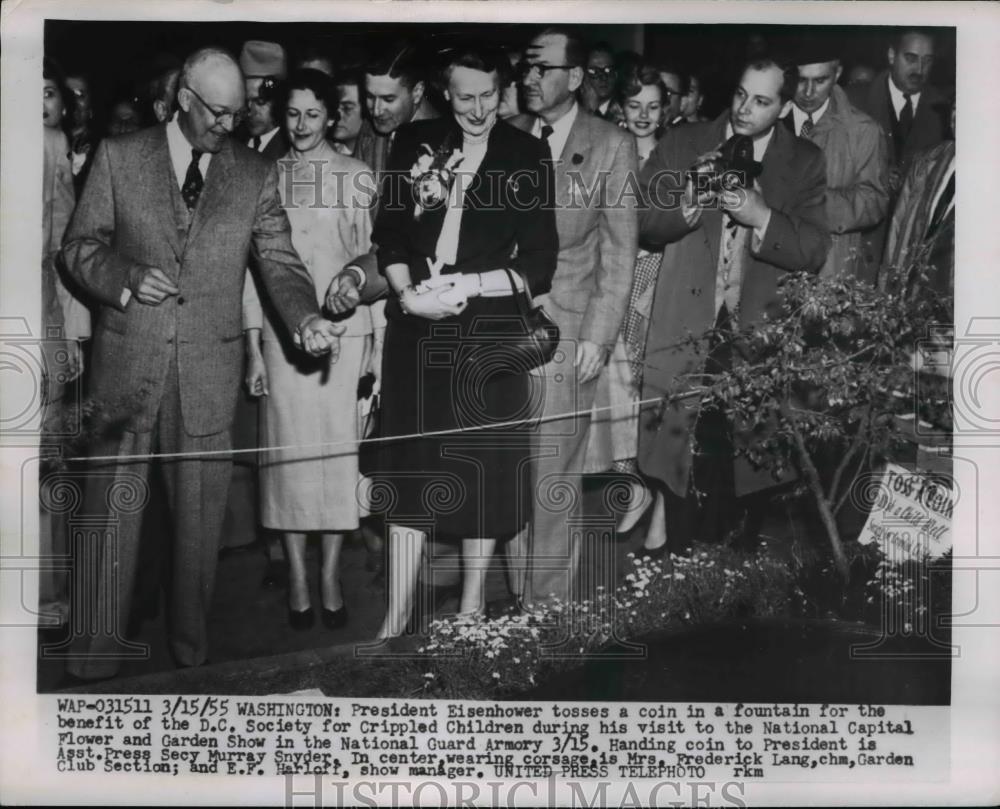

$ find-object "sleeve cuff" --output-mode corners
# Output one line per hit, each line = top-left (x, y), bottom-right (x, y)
(345, 265), (367, 291)
(119, 287), (132, 309)
(752, 208), (773, 250)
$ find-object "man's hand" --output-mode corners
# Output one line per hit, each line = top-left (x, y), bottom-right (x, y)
(295, 313), (346, 358)
(245, 352), (269, 397)
(325, 270), (361, 314)
(721, 184), (770, 230)
(575, 339), (608, 384)
(127, 265), (179, 305)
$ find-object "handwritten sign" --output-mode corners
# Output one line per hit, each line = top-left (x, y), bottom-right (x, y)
(856, 463), (953, 561)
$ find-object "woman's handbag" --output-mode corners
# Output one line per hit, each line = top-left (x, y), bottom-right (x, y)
(473, 268), (560, 376)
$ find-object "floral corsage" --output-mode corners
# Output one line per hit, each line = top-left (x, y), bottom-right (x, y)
(409, 143), (464, 220)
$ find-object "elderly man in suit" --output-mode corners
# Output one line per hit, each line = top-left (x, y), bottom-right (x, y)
(506, 26), (639, 606)
(787, 39), (889, 282)
(638, 54), (830, 550)
(61, 47), (343, 681)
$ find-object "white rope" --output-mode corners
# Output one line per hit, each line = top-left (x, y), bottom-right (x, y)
(70, 390), (705, 464)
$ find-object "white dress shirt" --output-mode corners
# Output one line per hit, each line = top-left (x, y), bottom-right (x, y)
(790, 98), (830, 136)
(250, 126), (282, 153)
(888, 77), (921, 118)
(166, 113), (211, 189)
(532, 101), (579, 161)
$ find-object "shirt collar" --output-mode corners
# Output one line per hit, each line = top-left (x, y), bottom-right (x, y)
(166, 113), (211, 187)
(724, 121), (774, 162)
(887, 76), (921, 116)
(791, 98), (830, 132)
(254, 126), (281, 151)
(533, 101), (579, 158)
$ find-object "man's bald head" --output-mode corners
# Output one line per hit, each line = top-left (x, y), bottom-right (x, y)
(177, 47), (246, 153)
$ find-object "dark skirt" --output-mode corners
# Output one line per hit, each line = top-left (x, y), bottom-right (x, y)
(372, 294), (542, 540)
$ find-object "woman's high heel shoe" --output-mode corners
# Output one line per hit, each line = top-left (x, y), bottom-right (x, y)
(322, 604), (348, 630)
(288, 606), (315, 630)
(617, 481), (653, 534)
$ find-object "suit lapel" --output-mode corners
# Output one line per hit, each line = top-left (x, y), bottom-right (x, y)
(186, 141), (235, 249)
(140, 126), (185, 263)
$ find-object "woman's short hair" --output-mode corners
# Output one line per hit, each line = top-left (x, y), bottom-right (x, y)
(439, 43), (510, 89)
(617, 63), (668, 106)
(282, 67), (340, 119)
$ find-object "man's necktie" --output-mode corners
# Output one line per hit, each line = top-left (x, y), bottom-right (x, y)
(181, 148), (204, 211)
(251, 135), (262, 151)
(898, 94), (914, 140)
(800, 114), (815, 138)
(540, 124), (554, 141)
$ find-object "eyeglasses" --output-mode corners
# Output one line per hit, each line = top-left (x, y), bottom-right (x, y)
(184, 84), (247, 128)
(586, 66), (616, 79)
(516, 62), (576, 81)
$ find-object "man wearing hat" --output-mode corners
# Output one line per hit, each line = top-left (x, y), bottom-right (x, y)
(239, 39), (290, 161)
(786, 38), (889, 282)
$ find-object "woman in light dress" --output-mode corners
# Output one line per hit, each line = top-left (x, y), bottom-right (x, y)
(585, 64), (671, 558)
(244, 69), (379, 630)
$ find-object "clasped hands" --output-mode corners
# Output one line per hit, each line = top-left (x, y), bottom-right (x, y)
(682, 148), (770, 230)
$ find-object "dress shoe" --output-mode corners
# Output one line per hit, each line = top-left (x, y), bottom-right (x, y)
(261, 559), (288, 590)
(321, 604), (348, 630)
(639, 542), (669, 561)
(617, 481), (653, 534)
(288, 605), (315, 630)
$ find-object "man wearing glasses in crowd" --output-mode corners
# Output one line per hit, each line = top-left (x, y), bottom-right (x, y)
(507, 27), (638, 609)
(61, 47), (343, 682)
(582, 41), (618, 120)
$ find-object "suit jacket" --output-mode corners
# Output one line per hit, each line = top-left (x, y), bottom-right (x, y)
(847, 71), (948, 174)
(508, 108), (639, 347)
(373, 117), (557, 292)
(62, 124), (318, 436)
(786, 85), (890, 281)
(637, 113), (830, 497)
(259, 127), (291, 163)
(882, 139), (954, 301)
(356, 98), (439, 186)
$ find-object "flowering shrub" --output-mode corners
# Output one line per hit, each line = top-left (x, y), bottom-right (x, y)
(864, 549), (952, 636)
(418, 542), (795, 699)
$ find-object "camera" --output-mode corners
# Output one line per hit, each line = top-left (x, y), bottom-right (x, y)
(686, 134), (762, 195)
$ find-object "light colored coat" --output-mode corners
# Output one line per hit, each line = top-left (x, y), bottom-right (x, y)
(792, 85), (889, 282)
(508, 109), (639, 347)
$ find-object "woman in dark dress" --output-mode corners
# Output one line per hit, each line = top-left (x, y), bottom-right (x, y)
(372, 44), (557, 637)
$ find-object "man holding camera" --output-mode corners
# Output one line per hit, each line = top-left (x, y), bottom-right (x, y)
(637, 54), (831, 549)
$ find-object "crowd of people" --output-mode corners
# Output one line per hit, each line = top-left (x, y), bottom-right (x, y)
(39, 25), (955, 682)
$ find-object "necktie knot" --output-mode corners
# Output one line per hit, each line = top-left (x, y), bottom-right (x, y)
(251, 135), (262, 151)
(540, 124), (554, 140)
(800, 114), (815, 137)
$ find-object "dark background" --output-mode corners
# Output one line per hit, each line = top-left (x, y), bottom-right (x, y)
(45, 20), (955, 128)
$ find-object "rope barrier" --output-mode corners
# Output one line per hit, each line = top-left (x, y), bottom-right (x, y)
(69, 389), (705, 464)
